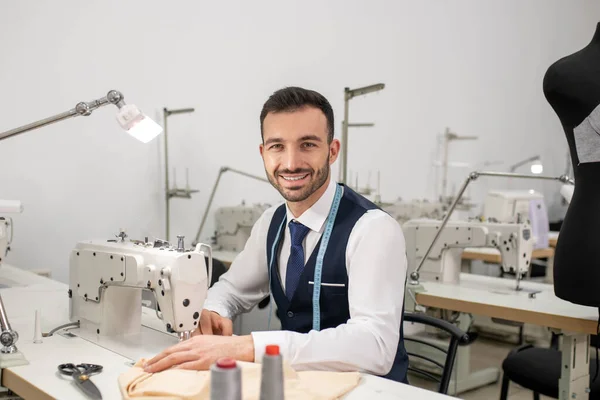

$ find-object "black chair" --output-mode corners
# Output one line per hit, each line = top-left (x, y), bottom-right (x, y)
(206, 257), (228, 287)
(404, 312), (470, 395)
(500, 334), (600, 400)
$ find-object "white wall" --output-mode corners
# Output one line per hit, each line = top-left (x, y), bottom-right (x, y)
(0, 1), (598, 282)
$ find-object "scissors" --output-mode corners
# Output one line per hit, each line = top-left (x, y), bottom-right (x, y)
(58, 363), (104, 399)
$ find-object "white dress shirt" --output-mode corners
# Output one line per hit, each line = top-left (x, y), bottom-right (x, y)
(203, 178), (407, 375)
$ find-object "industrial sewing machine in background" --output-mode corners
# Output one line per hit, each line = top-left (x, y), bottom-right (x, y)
(483, 190), (549, 249)
(208, 203), (283, 336)
(403, 217), (534, 287)
(211, 202), (271, 252)
(402, 217), (534, 394)
(68, 231), (213, 343)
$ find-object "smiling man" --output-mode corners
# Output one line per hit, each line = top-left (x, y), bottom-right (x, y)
(144, 87), (409, 383)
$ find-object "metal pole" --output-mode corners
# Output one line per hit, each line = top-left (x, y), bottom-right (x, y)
(337, 83), (385, 184)
(0, 294), (12, 334)
(163, 107), (195, 242)
(0, 110), (77, 140)
(193, 166), (268, 244)
(341, 88), (350, 184)
(0, 91), (122, 141)
(409, 170), (574, 284)
(194, 168), (224, 245)
(163, 108), (170, 241)
(0, 294), (17, 353)
(442, 128), (450, 198)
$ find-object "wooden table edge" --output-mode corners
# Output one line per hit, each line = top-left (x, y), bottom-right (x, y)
(415, 292), (597, 335)
(461, 247), (555, 263)
(2, 368), (55, 400)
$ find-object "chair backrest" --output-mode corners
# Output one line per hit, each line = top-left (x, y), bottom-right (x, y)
(207, 257), (228, 287)
(403, 312), (470, 394)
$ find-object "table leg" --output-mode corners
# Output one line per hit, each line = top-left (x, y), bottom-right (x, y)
(545, 254), (554, 284)
(559, 333), (590, 400)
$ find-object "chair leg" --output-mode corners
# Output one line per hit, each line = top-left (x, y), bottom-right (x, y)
(533, 393), (540, 400)
(499, 374), (510, 400)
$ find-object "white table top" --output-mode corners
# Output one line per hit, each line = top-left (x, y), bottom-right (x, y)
(0, 264), (457, 400)
(462, 246), (553, 257)
(415, 273), (598, 334)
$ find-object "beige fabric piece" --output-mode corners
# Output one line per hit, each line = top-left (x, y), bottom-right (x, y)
(118, 359), (361, 400)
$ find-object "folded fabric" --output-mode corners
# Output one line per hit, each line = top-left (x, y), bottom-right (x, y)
(118, 359), (361, 400)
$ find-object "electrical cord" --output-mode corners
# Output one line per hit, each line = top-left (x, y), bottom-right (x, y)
(45, 321), (79, 337)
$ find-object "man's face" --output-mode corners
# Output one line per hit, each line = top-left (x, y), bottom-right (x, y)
(260, 106), (339, 203)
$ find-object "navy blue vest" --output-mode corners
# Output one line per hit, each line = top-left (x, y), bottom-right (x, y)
(266, 184), (409, 383)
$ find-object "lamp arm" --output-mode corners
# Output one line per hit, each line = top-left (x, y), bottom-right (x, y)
(0, 90), (130, 354)
(0, 90), (125, 142)
(193, 166), (268, 244)
(409, 170), (574, 284)
(509, 155), (541, 173)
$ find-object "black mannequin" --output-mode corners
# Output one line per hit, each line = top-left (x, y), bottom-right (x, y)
(543, 22), (600, 307)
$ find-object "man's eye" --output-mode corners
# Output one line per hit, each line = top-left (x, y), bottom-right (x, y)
(270, 144), (283, 150)
(302, 142), (316, 148)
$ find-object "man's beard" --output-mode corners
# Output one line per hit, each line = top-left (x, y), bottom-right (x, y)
(267, 157), (330, 203)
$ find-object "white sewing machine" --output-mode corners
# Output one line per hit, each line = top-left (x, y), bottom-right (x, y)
(68, 232), (212, 341)
(402, 218), (534, 394)
(483, 190), (549, 249)
(403, 218), (534, 286)
(213, 203), (270, 252)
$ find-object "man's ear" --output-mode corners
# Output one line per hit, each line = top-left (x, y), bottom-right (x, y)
(328, 139), (340, 165)
(259, 143), (264, 158)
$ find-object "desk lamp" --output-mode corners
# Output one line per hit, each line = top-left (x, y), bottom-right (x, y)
(0, 90), (162, 367)
(510, 155), (543, 175)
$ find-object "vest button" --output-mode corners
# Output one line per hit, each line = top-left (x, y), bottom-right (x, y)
(287, 311), (294, 318)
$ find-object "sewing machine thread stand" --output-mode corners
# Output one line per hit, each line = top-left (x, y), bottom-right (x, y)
(177, 236), (185, 252)
(163, 106), (199, 242)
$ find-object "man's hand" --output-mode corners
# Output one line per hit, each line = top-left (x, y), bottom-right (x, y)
(143, 335), (254, 372)
(196, 310), (233, 336)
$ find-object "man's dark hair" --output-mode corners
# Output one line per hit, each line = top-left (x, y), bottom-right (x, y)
(260, 87), (334, 143)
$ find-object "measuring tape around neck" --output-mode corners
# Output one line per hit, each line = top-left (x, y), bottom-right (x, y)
(312, 183), (343, 331)
(267, 183), (343, 331)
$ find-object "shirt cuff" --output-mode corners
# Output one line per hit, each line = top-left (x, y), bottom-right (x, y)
(202, 300), (233, 320)
(251, 331), (289, 364)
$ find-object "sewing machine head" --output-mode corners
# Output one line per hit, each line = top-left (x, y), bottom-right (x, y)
(214, 203), (270, 251)
(403, 218), (534, 285)
(483, 190), (549, 249)
(68, 232), (212, 340)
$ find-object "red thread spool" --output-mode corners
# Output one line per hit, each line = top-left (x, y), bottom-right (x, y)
(265, 345), (280, 356)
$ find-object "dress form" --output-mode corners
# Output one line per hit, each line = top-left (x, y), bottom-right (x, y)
(543, 22), (600, 306)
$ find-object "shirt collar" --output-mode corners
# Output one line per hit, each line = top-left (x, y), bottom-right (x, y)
(285, 178), (338, 234)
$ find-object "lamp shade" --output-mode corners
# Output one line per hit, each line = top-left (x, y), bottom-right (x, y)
(530, 161), (543, 174)
(116, 104), (162, 143)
